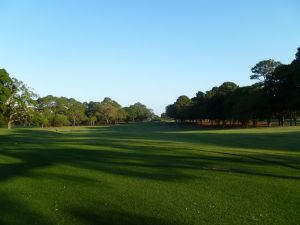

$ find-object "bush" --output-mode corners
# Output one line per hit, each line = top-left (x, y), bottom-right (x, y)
(52, 114), (70, 127)
(0, 113), (6, 127)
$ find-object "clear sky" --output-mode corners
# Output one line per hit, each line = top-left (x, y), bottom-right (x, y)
(0, 0), (299, 114)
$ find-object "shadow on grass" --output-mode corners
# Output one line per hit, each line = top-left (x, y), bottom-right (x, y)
(0, 124), (299, 184)
(0, 191), (178, 225)
(0, 194), (52, 225)
(0, 123), (300, 224)
(67, 207), (178, 225)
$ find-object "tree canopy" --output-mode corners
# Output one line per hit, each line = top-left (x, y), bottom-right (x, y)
(0, 73), (155, 128)
(165, 47), (300, 127)
(1, 47), (299, 128)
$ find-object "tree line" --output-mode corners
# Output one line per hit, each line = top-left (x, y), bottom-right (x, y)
(164, 47), (300, 127)
(0, 72), (155, 128)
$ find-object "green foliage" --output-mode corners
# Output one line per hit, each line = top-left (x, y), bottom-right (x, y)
(96, 97), (122, 124)
(123, 103), (153, 122)
(52, 114), (70, 127)
(173, 96), (192, 121)
(0, 113), (6, 127)
(130, 102), (154, 121)
(67, 99), (86, 126)
(33, 96), (155, 127)
(2, 47), (299, 128)
(0, 69), (12, 112)
(250, 59), (281, 82)
(166, 48), (300, 127)
(0, 71), (37, 128)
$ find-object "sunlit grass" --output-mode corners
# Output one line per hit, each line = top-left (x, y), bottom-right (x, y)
(0, 123), (299, 225)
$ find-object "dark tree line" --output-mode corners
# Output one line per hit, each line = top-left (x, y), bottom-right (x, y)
(165, 48), (300, 127)
(0, 70), (155, 128)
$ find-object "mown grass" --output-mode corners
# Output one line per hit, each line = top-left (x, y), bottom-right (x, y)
(0, 123), (299, 225)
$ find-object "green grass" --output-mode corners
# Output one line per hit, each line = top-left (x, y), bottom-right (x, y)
(0, 123), (299, 225)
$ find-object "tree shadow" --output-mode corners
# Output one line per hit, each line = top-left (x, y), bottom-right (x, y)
(0, 193), (51, 225)
(0, 124), (299, 184)
(67, 206), (179, 225)
(0, 124), (300, 224)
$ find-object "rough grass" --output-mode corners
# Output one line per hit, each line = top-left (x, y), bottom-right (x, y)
(0, 123), (299, 225)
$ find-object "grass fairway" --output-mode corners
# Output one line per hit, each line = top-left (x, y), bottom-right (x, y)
(0, 123), (299, 225)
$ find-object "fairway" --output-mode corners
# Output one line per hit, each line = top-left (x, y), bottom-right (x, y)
(0, 123), (299, 225)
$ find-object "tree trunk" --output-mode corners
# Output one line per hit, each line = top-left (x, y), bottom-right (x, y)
(222, 120), (226, 128)
(7, 115), (13, 129)
(267, 119), (271, 127)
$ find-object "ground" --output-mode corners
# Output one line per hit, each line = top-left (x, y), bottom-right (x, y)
(0, 123), (299, 225)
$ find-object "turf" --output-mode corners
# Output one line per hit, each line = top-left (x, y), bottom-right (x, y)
(0, 123), (299, 225)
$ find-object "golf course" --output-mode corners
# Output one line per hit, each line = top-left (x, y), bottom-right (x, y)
(0, 123), (299, 225)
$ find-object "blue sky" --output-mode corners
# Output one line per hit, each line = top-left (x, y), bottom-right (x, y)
(0, 0), (299, 114)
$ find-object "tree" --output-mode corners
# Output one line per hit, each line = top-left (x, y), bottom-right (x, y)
(165, 96), (192, 122)
(190, 91), (207, 123)
(250, 59), (281, 84)
(205, 82), (238, 125)
(123, 107), (135, 122)
(36, 95), (58, 127)
(0, 69), (12, 113)
(165, 104), (176, 120)
(289, 48), (300, 114)
(52, 114), (70, 127)
(128, 102), (154, 122)
(174, 96), (192, 122)
(97, 97), (123, 124)
(1, 75), (37, 129)
(296, 47), (300, 60)
(67, 99), (86, 126)
(85, 101), (101, 125)
(226, 85), (268, 127)
(55, 97), (70, 115)
(265, 48), (300, 126)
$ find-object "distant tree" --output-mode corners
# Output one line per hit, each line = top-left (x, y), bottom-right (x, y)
(0, 73), (37, 129)
(161, 112), (172, 121)
(165, 104), (176, 120)
(125, 103), (153, 122)
(296, 47), (300, 59)
(31, 111), (49, 127)
(173, 96), (192, 122)
(67, 99), (86, 126)
(97, 97), (123, 124)
(190, 91), (206, 122)
(88, 116), (97, 126)
(265, 48), (300, 125)
(250, 59), (281, 84)
(291, 48), (300, 113)
(36, 95), (58, 127)
(151, 115), (161, 122)
(205, 82), (238, 125)
(55, 97), (70, 115)
(226, 85), (268, 127)
(164, 49), (300, 128)
(0, 69), (12, 126)
(85, 101), (101, 125)
(123, 106), (135, 122)
(52, 114), (70, 127)
(0, 69), (12, 111)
